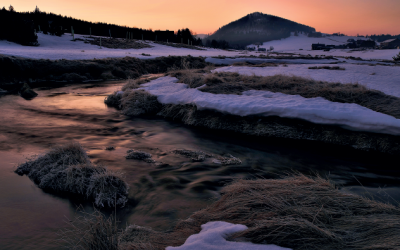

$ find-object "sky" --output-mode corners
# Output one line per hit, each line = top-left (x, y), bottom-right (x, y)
(5, 0), (400, 36)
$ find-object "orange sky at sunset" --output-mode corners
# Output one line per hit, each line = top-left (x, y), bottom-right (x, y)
(5, 0), (400, 36)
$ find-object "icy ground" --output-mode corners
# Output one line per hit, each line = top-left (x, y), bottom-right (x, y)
(136, 76), (400, 136)
(214, 64), (400, 98)
(166, 221), (291, 250)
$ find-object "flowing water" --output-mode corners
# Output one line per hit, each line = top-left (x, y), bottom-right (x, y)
(0, 80), (399, 249)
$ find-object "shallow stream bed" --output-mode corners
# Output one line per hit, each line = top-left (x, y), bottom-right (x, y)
(0, 80), (399, 249)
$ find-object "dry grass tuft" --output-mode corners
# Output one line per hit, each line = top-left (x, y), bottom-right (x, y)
(120, 89), (162, 116)
(15, 142), (129, 207)
(104, 91), (123, 108)
(175, 71), (400, 119)
(115, 174), (400, 250)
(59, 209), (119, 250)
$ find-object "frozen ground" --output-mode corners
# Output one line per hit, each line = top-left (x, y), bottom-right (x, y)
(166, 221), (291, 250)
(137, 76), (400, 136)
(253, 33), (400, 60)
(214, 64), (400, 98)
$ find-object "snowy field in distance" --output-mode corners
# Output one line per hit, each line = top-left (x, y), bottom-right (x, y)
(136, 76), (400, 136)
(0, 33), (248, 60)
(0, 32), (398, 61)
(254, 33), (399, 60)
(214, 64), (400, 98)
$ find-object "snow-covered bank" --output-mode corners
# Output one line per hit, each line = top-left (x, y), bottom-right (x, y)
(214, 64), (400, 98)
(166, 221), (290, 250)
(138, 76), (400, 136)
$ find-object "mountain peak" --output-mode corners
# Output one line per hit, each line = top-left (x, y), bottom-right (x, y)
(206, 12), (316, 48)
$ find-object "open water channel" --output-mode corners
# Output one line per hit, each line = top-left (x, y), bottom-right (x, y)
(0, 80), (399, 249)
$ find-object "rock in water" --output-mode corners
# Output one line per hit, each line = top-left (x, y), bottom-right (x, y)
(19, 82), (38, 99)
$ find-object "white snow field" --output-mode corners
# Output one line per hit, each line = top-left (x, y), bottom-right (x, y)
(166, 221), (291, 250)
(254, 33), (400, 60)
(0, 32), (398, 61)
(214, 64), (400, 98)
(137, 76), (400, 136)
(0, 33), (248, 60)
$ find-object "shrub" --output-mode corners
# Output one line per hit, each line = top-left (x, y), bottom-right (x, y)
(393, 52), (400, 61)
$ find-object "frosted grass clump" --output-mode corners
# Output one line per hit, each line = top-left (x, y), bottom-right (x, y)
(15, 142), (129, 207)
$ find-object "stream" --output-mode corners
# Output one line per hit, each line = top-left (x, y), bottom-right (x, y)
(0, 80), (399, 249)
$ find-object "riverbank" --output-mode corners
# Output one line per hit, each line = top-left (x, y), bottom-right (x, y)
(0, 55), (206, 98)
(105, 71), (400, 155)
(68, 174), (400, 249)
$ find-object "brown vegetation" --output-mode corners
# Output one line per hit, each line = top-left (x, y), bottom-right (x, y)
(0, 55), (207, 86)
(174, 70), (400, 119)
(15, 142), (129, 207)
(74, 175), (400, 250)
(157, 104), (400, 155)
(308, 66), (345, 70)
(59, 209), (119, 250)
(88, 37), (152, 49)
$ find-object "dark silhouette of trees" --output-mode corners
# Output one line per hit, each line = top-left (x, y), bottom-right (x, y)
(0, 7), (206, 46)
(0, 8), (38, 46)
(205, 39), (230, 49)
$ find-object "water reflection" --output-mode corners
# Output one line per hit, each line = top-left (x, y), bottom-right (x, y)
(0, 81), (399, 249)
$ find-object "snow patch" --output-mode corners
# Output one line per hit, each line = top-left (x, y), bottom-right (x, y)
(166, 221), (291, 250)
(214, 64), (400, 98)
(139, 76), (400, 136)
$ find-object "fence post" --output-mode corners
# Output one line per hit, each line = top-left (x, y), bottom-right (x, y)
(90, 27), (91, 37)
(109, 29), (111, 38)
(34, 29), (36, 36)
(155, 35), (157, 41)
(71, 26), (74, 40)
(142, 34), (143, 41)
(38, 25), (41, 32)
(181, 38), (183, 44)
(100, 37), (102, 48)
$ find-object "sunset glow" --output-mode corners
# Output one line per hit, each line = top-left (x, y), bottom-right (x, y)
(5, 0), (400, 36)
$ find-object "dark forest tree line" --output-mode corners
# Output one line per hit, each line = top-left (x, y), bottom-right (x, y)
(0, 6), (204, 46)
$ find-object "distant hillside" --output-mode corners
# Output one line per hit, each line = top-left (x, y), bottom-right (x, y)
(206, 12), (316, 48)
